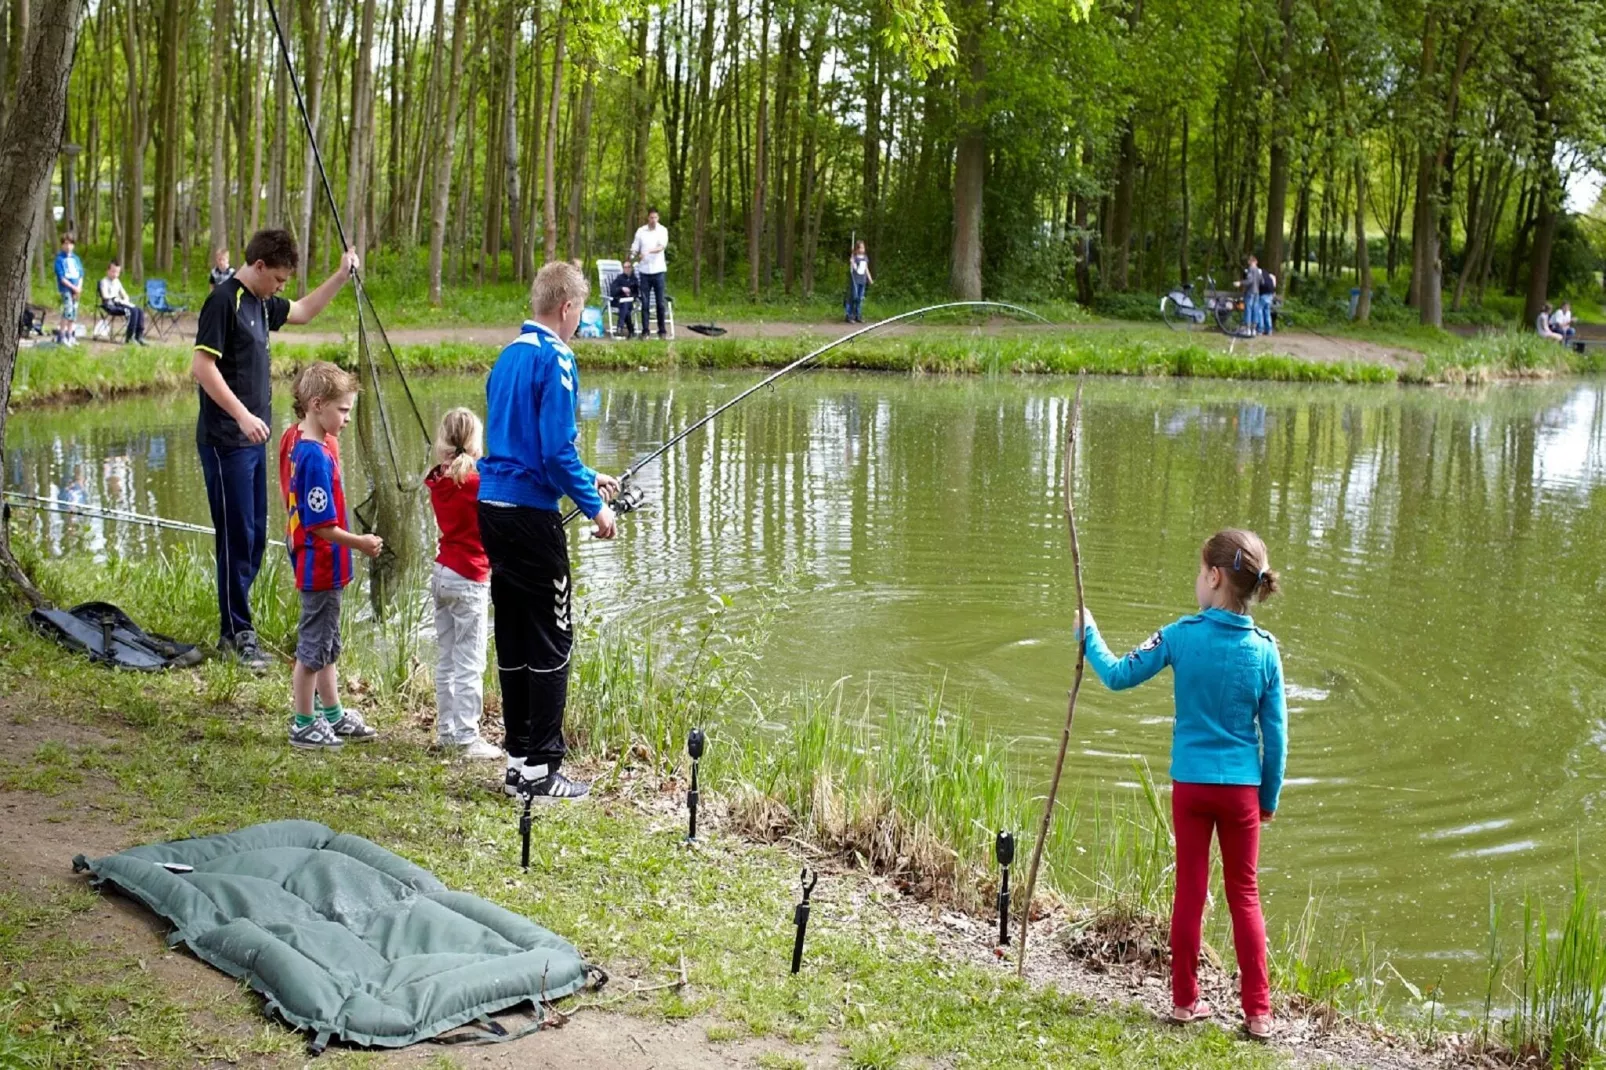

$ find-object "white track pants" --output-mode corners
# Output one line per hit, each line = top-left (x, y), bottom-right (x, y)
(432, 562), (490, 746)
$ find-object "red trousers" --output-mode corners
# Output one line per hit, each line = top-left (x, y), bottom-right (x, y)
(1170, 782), (1270, 1017)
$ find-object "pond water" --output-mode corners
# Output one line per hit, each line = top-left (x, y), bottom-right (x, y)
(8, 369), (1606, 1003)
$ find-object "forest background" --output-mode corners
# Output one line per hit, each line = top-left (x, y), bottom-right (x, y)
(6, 0), (1606, 330)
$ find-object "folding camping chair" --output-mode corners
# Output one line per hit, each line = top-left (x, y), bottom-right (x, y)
(597, 258), (675, 340)
(596, 259), (625, 338)
(144, 279), (187, 340)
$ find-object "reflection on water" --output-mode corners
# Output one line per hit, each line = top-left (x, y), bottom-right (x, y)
(8, 371), (1606, 1001)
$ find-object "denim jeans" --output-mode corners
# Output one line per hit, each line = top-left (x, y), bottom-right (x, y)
(845, 279), (867, 320)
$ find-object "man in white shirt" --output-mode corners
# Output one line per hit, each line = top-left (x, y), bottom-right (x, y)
(97, 260), (148, 345)
(629, 207), (669, 339)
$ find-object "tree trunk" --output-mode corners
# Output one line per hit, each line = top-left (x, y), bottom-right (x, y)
(296, 0), (327, 291)
(502, 0), (526, 278)
(746, 0), (771, 297)
(246, 0), (265, 235)
(1178, 112), (1190, 285)
(0, 0), (84, 604)
(566, 60), (594, 260)
(120, 0), (147, 279)
(155, 0), (184, 272)
(1074, 141), (1093, 304)
(345, 0), (377, 256)
(949, 8), (984, 301)
(1262, 0), (1295, 279)
(1523, 160), (1559, 327)
(689, 0), (717, 293)
(427, 0), (468, 304)
(542, 8), (566, 264)
(207, 0), (231, 264)
(628, 13), (650, 232)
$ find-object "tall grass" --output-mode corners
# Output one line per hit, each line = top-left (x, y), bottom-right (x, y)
(1486, 869), (1606, 1066)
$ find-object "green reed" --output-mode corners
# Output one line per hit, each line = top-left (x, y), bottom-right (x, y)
(1485, 868), (1606, 1067)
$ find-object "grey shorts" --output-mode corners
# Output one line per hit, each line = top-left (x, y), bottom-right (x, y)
(295, 588), (344, 670)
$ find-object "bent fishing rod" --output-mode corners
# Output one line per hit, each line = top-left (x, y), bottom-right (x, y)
(563, 301), (1050, 525)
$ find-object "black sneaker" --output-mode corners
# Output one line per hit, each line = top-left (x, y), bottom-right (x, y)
(222, 630), (270, 673)
(503, 766), (533, 798)
(526, 770), (591, 801)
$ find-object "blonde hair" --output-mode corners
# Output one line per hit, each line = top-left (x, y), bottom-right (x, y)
(292, 361), (359, 419)
(434, 407), (483, 484)
(1201, 529), (1281, 610)
(530, 260), (589, 316)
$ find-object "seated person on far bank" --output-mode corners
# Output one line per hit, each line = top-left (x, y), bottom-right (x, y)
(1549, 301), (1576, 344)
(97, 261), (149, 345)
(282, 361), (383, 751)
(610, 260), (639, 339)
(1536, 303), (1565, 342)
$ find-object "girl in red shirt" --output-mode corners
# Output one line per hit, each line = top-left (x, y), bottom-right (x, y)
(426, 408), (501, 760)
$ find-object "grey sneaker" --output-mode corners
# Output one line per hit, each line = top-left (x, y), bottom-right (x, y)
(326, 708), (377, 742)
(223, 631), (270, 673)
(290, 718), (344, 750)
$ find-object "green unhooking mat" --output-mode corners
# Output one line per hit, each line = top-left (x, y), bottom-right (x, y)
(72, 820), (602, 1050)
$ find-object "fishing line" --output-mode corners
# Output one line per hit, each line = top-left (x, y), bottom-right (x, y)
(562, 301), (1051, 525)
(2, 492), (215, 535)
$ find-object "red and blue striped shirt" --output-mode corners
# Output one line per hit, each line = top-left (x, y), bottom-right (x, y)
(285, 434), (352, 592)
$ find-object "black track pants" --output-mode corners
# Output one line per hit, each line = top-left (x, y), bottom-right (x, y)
(478, 504), (574, 770)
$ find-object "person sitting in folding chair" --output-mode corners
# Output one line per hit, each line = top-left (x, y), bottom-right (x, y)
(97, 261), (149, 346)
(609, 259), (639, 340)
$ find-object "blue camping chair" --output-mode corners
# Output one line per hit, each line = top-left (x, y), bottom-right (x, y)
(577, 307), (606, 339)
(144, 279), (187, 340)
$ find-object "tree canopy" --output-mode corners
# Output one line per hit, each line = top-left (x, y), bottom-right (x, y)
(7, 0), (1605, 321)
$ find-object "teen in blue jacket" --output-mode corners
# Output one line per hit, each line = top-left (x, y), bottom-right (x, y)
(479, 261), (619, 802)
(1079, 528), (1286, 1039)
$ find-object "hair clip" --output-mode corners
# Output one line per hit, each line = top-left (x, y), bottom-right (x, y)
(1232, 548), (1243, 571)
(1256, 568), (1267, 585)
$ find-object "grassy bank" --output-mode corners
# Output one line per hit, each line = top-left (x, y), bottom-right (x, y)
(14, 323), (1606, 410)
(14, 544), (1606, 1067)
(0, 549), (1290, 1070)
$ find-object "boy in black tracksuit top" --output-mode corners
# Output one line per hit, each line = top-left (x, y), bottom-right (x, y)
(609, 263), (638, 339)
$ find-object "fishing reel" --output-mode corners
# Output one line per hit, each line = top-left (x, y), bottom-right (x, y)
(611, 482), (646, 517)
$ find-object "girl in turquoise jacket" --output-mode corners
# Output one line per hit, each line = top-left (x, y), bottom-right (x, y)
(1078, 528), (1286, 1039)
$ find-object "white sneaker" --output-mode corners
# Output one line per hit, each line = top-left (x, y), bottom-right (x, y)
(458, 738), (504, 761)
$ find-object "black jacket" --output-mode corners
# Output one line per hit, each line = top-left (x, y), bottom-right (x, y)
(610, 272), (638, 305)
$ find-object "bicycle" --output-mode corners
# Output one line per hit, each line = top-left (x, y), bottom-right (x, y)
(1160, 274), (1254, 339)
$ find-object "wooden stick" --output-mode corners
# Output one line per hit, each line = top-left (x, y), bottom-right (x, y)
(1017, 377), (1088, 977)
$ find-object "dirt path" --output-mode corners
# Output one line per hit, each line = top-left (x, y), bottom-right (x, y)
(277, 317), (1426, 369)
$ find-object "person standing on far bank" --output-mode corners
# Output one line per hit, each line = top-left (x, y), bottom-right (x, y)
(629, 207), (669, 339)
(845, 240), (873, 323)
(191, 228), (358, 670)
(479, 261), (620, 801)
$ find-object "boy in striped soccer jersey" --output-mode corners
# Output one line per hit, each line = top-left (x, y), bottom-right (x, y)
(282, 362), (383, 750)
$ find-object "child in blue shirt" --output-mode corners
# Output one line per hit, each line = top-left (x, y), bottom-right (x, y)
(479, 261), (620, 802)
(53, 234), (83, 346)
(1079, 528), (1286, 1039)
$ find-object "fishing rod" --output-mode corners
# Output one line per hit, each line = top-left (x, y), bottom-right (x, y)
(563, 301), (1051, 525)
(262, 0), (431, 473)
(2, 492), (215, 535)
